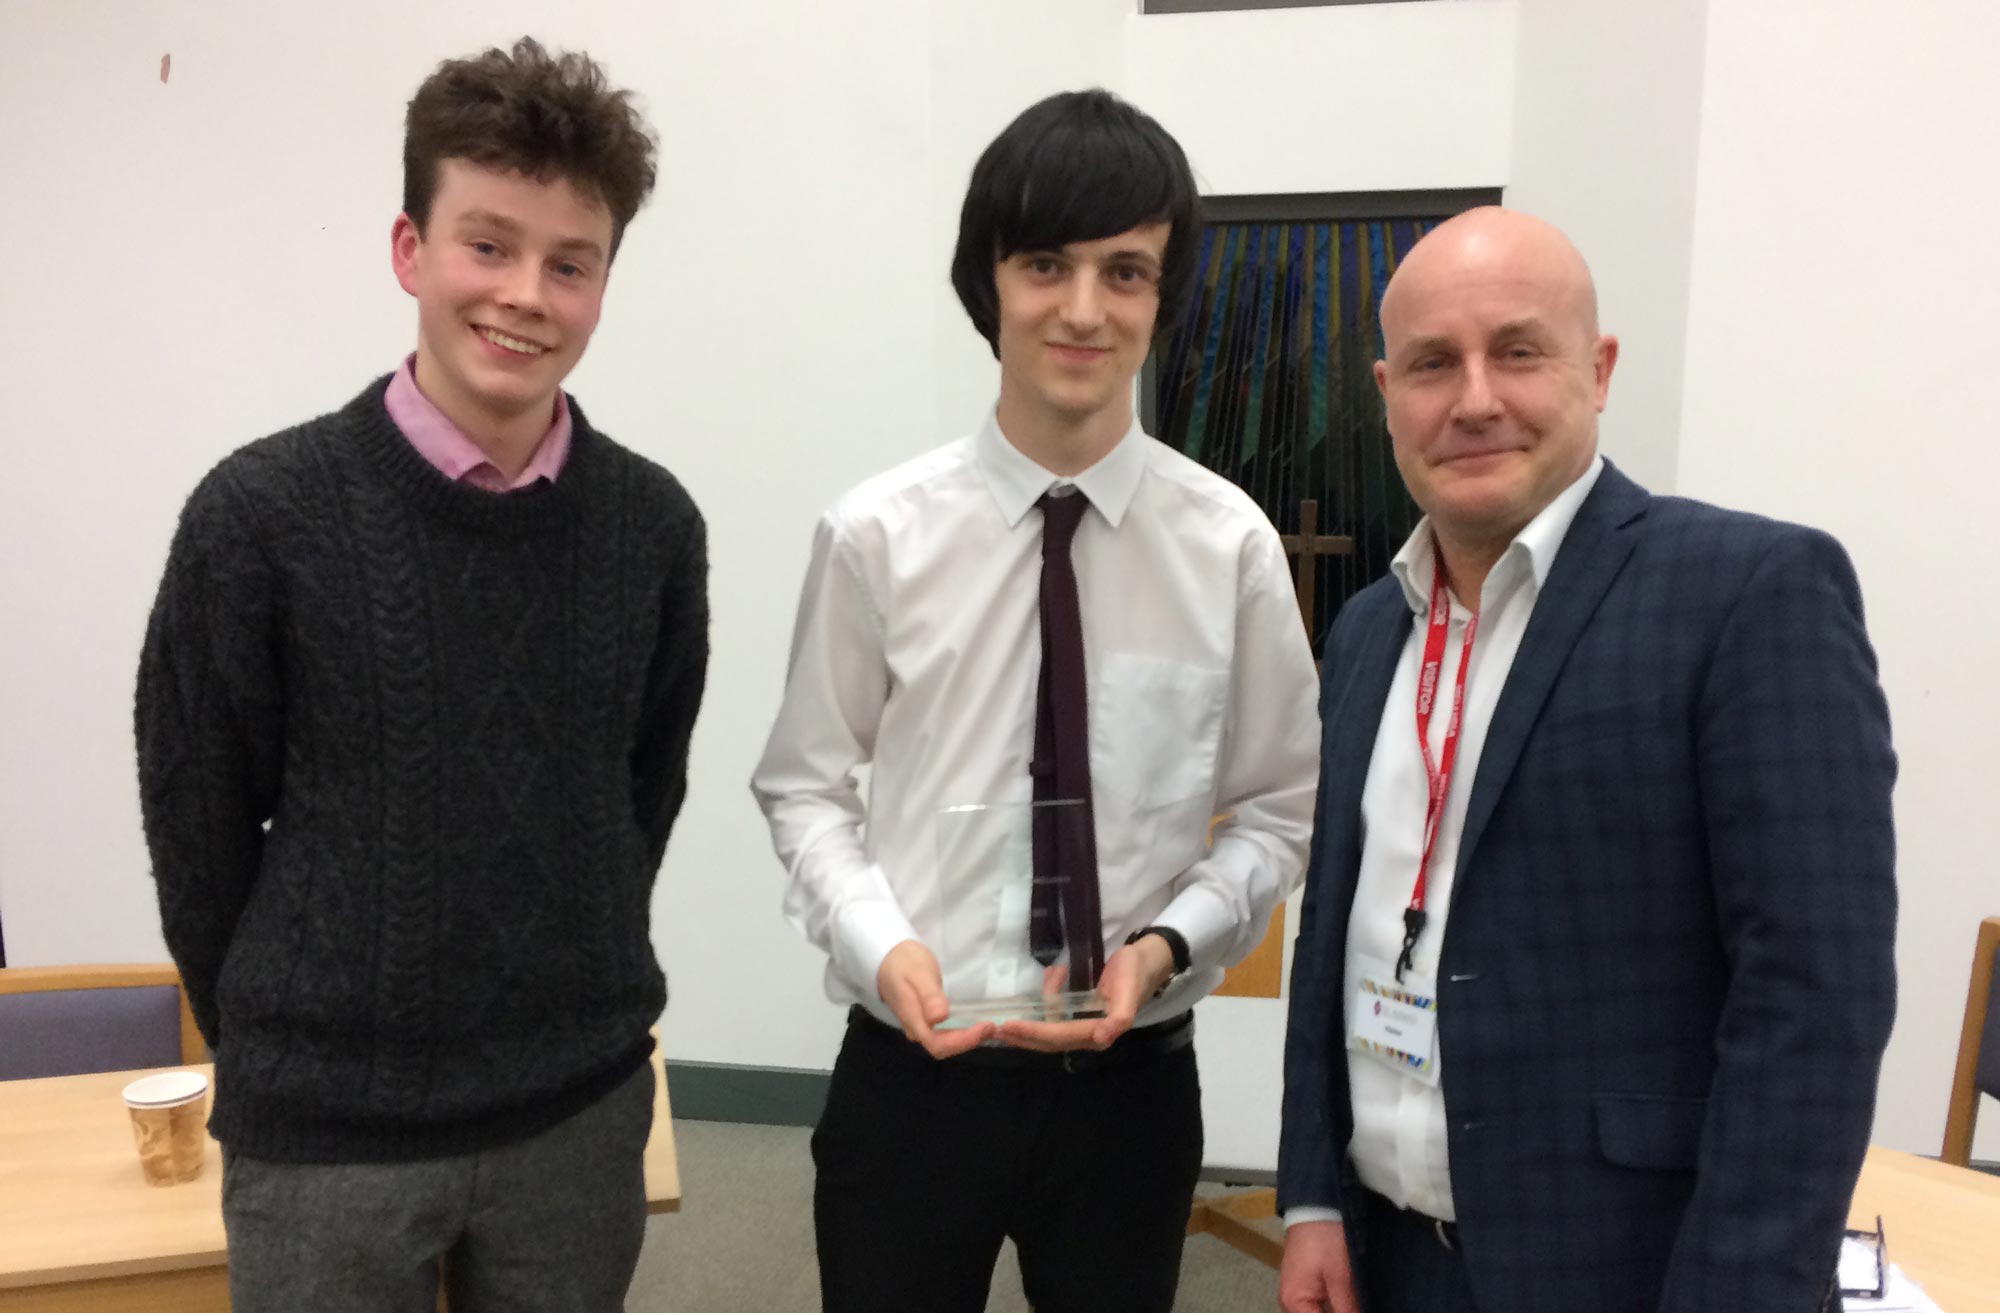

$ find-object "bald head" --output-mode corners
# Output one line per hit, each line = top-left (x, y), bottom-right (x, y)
(1372, 206), (1618, 577)
(1380, 206), (1600, 348)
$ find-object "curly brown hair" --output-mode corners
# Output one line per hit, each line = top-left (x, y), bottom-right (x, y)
(403, 37), (658, 259)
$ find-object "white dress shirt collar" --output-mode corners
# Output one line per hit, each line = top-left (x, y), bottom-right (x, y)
(1389, 454), (1607, 616)
(975, 410), (1148, 530)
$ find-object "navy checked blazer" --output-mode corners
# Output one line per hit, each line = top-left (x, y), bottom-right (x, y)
(1278, 462), (1897, 1313)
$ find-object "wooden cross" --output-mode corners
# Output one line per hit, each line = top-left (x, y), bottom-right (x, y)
(1279, 499), (1354, 643)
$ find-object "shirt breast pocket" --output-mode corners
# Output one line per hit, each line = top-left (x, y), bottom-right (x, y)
(1090, 653), (1229, 812)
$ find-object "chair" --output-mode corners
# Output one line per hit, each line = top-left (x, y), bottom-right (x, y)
(1942, 916), (2000, 1167)
(0, 964), (207, 1081)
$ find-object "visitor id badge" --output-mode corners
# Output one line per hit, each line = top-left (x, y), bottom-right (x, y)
(1347, 955), (1440, 1087)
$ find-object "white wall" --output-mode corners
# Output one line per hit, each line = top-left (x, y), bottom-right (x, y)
(1128, 0), (1516, 197)
(1505, 0), (1709, 496)
(1676, 0), (2000, 1161)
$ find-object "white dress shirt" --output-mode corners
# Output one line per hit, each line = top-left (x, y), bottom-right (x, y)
(751, 411), (1320, 1028)
(1286, 455), (1603, 1229)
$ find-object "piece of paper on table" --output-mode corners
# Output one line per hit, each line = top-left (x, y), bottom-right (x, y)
(1840, 1237), (1944, 1313)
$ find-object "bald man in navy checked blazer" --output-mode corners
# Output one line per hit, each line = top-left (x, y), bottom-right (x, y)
(1277, 208), (1897, 1313)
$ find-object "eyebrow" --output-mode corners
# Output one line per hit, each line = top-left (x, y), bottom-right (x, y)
(1016, 244), (1163, 270)
(456, 210), (606, 260)
(1396, 318), (1554, 361)
(1397, 335), (1457, 362)
(1488, 317), (1552, 340)
(1100, 248), (1163, 270)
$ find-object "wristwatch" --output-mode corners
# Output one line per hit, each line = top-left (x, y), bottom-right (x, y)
(1126, 925), (1192, 997)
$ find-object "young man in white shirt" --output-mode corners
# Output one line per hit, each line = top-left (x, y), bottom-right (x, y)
(752, 89), (1319, 1313)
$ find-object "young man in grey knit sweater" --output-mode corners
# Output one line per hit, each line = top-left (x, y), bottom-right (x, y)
(134, 38), (707, 1313)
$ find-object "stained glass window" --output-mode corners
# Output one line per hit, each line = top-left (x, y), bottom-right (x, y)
(1144, 190), (1498, 650)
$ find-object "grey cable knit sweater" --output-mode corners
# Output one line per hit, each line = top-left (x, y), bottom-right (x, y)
(135, 376), (708, 1162)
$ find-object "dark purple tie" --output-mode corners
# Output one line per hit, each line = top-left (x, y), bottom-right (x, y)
(1029, 490), (1104, 991)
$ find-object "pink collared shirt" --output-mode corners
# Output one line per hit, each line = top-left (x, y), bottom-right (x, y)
(384, 356), (571, 492)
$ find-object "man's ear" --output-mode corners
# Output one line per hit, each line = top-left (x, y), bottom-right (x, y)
(1592, 335), (1620, 411)
(390, 213), (424, 297)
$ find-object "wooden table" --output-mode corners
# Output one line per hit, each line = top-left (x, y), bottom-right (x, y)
(0, 1053), (679, 1312)
(1848, 1145), (2000, 1313)
(1188, 1145), (2000, 1309)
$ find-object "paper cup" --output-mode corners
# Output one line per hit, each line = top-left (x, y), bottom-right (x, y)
(122, 1070), (209, 1186)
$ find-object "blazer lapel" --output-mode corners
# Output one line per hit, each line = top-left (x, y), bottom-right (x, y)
(1454, 463), (1650, 877)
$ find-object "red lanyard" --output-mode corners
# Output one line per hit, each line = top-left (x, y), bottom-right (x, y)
(1398, 557), (1476, 982)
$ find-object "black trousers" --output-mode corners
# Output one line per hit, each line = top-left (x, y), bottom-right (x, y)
(813, 1008), (1203, 1313)
(1350, 1188), (1478, 1313)
(1348, 1186), (1844, 1313)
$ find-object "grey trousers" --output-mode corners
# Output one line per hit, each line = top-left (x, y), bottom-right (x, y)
(222, 1062), (655, 1313)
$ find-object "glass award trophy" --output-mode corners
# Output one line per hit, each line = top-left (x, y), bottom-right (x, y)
(933, 798), (1106, 1029)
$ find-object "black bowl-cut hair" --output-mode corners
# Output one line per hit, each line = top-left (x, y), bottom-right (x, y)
(950, 89), (1201, 358)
